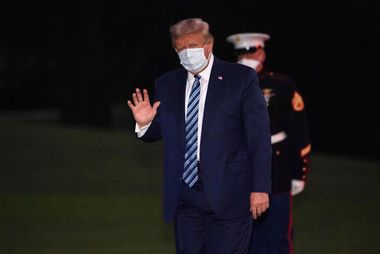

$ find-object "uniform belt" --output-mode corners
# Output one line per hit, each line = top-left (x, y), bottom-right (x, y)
(271, 131), (287, 144)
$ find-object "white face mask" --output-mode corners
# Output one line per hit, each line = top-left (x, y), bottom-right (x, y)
(178, 45), (209, 73)
(238, 58), (261, 71)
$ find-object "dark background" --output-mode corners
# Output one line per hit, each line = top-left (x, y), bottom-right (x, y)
(1, 1), (379, 159)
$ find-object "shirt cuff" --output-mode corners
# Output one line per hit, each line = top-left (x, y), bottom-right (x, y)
(135, 122), (151, 138)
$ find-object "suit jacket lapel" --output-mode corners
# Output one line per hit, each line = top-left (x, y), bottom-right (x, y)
(201, 57), (224, 149)
(175, 69), (188, 151)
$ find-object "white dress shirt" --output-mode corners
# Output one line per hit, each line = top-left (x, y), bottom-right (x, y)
(136, 54), (214, 161)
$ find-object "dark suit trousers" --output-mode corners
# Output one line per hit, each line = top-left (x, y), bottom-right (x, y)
(174, 169), (252, 254)
(249, 191), (293, 254)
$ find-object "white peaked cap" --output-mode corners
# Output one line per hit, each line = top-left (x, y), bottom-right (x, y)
(226, 33), (271, 50)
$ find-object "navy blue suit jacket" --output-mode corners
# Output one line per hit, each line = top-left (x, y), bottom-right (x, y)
(141, 57), (272, 222)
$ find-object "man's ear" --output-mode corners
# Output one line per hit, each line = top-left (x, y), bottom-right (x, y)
(258, 48), (266, 62)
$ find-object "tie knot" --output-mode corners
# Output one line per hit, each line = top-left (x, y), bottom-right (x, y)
(194, 75), (201, 81)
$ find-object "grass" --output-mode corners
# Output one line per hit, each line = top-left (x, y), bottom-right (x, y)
(293, 154), (380, 253)
(0, 122), (379, 253)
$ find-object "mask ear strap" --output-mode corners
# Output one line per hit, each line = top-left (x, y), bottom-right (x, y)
(204, 42), (212, 60)
(206, 50), (212, 60)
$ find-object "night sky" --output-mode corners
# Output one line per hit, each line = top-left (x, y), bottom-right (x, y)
(1, 1), (379, 159)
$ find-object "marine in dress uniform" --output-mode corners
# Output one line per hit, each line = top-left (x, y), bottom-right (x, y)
(227, 33), (312, 254)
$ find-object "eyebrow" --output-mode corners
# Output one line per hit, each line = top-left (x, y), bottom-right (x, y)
(178, 41), (202, 50)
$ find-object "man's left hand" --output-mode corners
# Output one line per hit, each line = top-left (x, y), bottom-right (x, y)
(250, 192), (269, 219)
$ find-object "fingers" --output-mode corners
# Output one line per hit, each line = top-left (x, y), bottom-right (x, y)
(250, 207), (257, 220)
(251, 206), (268, 219)
(131, 88), (149, 105)
(250, 192), (269, 220)
(132, 93), (139, 105)
(250, 203), (269, 220)
(129, 88), (145, 108)
(152, 101), (161, 111)
(127, 100), (135, 110)
(136, 88), (143, 102)
(143, 89), (150, 102)
(128, 88), (159, 114)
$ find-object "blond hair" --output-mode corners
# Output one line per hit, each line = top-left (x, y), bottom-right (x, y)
(170, 18), (214, 46)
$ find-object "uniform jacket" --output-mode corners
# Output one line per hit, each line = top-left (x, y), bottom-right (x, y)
(259, 70), (311, 194)
(141, 57), (272, 222)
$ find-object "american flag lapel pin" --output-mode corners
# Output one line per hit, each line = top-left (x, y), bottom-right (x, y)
(218, 76), (223, 80)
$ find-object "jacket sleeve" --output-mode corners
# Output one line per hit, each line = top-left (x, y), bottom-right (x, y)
(287, 79), (311, 181)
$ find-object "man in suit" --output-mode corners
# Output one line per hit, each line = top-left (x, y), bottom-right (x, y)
(227, 33), (312, 254)
(127, 18), (272, 254)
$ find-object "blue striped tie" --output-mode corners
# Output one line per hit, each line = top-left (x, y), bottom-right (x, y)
(183, 75), (201, 187)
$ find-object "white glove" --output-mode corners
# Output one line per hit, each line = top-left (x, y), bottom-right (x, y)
(291, 180), (305, 196)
